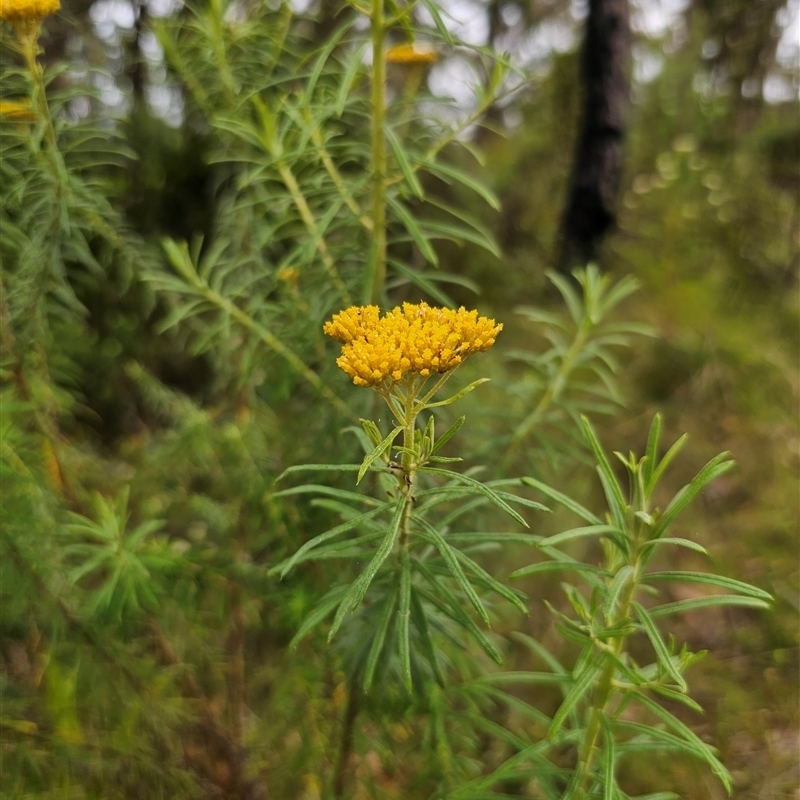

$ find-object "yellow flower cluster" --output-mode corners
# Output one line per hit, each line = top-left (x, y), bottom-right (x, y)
(385, 43), (438, 66)
(324, 303), (502, 388)
(0, 0), (59, 21)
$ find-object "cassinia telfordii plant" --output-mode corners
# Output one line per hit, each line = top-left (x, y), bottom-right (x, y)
(276, 301), (537, 697)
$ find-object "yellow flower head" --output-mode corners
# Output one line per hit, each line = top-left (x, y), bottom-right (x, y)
(0, 99), (37, 121)
(385, 43), (438, 66)
(0, 0), (59, 21)
(324, 303), (502, 388)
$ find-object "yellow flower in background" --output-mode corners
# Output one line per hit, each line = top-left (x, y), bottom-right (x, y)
(385, 43), (438, 66)
(324, 302), (502, 388)
(0, 99), (37, 121)
(0, 0), (59, 21)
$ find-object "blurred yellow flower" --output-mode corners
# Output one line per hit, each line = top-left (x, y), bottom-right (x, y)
(324, 302), (502, 388)
(385, 43), (438, 66)
(0, 99), (37, 120)
(0, 0), (59, 21)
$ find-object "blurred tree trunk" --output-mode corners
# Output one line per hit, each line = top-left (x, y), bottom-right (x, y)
(558, 0), (630, 270)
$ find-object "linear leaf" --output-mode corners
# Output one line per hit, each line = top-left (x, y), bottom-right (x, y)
(289, 587), (348, 648)
(386, 195), (438, 264)
(454, 549), (529, 615)
(653, 455), (735, 538)
(644, 571), (771, 602)
(423, 378), (490, 409)
(336, 41), (369, 116)
(632, 601), (686, 692)
(548, 653), (604, 740)
(521, 477), (603, 525)
(422, 159), (500, 209)
(537, 524), (624, 549)
(410, 587), (444, 686)
(276, 503), (392, 577)
(358, 425), (402, 484)
(363, 588), (398, 690)
(385, 126), (424, 198)
(643, 413), (662, 490)
(648, 433), (689, 494)
(430, 415), (466, 454)
(604, 565), (635, 622)
(641, 537), (707, 555)
(413, 515), (489, 624)
(510, 561), (610, 580)
(648, 595), (770, 618)
(420, 467), (528, 527)
(581, 415), (627, 529)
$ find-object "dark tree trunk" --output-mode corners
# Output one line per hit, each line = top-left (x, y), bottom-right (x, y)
(558, 0), (631, 270)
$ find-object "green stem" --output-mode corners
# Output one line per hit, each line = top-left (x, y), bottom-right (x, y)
(365, 0), (387, 305)
(570, 512), (645, 797)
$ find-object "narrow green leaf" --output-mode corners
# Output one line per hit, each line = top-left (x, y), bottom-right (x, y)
(328, 499), (406, 640)
(275, 463), (361, 482)
(421, 219), (501, 258)
(289, 587), (348, 648)
(653, 455), (735, 538)
(410, 587), (444, 686)
(581, 415), (627, 530)
(305, 20), (353, 99)
(510, 561), (610, 580)
(648, 595), (770, 618)
(386, 196), (438, 264)
(548, 653), (604, 740)
(547, 270), (583, 325)
(421, 0), (454, 44)
(511, 632), (569, 677)
(604, 565), (635, 622)
(363, 588), (398, 690)
(422, 159), (500, 209)
(454, 549), (529, 616)
(423, 378), (490, 409)
(420, 467), (528, 527)
(385, 126), (424, 198)
(358, 425), (403, 484)
(537, 524), (624, 549)
(478, 671), (565, 686)
(415, 565), (503, 665)
(413, 515), (490, 624)
(276, 503), (391, 578)
(348, 498), (406, 611)
(336, 41), (369, 116)
(643, 413), (662, 490)
(521, 478), (603, 525)
(641, 537), (707, 555)
(613, 720), (731, 792)
(648, 434), (689, 494)
(388, 258), (456, 306)
(645, 572), (771, 602)
(632, 601), (687, 691)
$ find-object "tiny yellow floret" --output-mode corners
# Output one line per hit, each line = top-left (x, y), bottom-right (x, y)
(324, 302), (502, 388)
(0, 0), (59, 21)
(385, 43), (438, 66)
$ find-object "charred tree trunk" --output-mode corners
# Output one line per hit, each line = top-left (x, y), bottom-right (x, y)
(558, 0), (631, 270)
